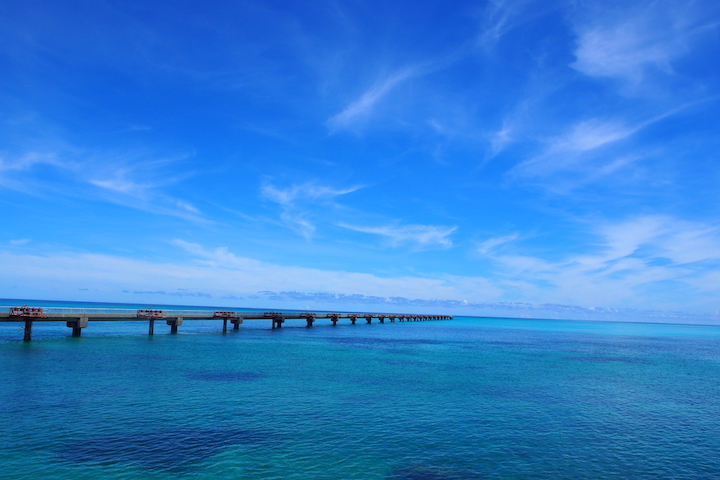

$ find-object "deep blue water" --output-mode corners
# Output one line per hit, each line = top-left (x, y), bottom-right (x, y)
(2, 300), (720, 479)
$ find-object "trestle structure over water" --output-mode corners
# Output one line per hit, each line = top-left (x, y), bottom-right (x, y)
(0, 306), (453, 342)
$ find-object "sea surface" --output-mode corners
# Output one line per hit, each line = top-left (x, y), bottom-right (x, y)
(2, 300), (720, 479)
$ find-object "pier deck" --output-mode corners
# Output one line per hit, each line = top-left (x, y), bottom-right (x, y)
(0, 306), (453, 341)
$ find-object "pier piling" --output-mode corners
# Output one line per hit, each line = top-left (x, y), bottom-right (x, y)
(23, 320), (32, 342)
(271, 315), (284, 329)
(66, 317), (88, 337)
(167, 317), (183, 334)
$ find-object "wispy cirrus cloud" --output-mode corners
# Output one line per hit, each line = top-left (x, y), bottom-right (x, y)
(477, 233), (519, 256)
(89, 171), (155, 197)
(326, 67), (421, 132)
(0, 146), (205, 221)
(261, 181), (362, 238)
(570, 0), (719, 90)
(507, 103), (703, 190)
(482, 215), (720, 310)
(508, 117), (640, 181)
(0, 151), (68, 192)
(9, 238), (31, 246)
(478, 0), (544, 49)
(339, 222), (457, 249)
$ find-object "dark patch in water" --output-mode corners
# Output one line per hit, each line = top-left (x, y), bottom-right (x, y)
(384, 359), (429, 367)
(566, 355), (651, 365)
(387, 464), (478, 480)
(331, 337), (443, 348)
(57, 428), (271, 471)
(185, 371), (266, 382)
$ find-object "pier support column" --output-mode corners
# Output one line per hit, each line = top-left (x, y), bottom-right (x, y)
(350, 317), (357, 325)
(223, 319), (228, 333)
(167, 317), (183, 334)
(66, 317), (88, 337)
(148, 319), (155, 335)
(378, 316), (385, 324)
(23, 320), (33, 342)
(271, 316), (284, 329)
(231, 318), (243, 330)
(329, 315), (339, 326)
(365, 316), (372, 324)
(305, 318), (315, 327)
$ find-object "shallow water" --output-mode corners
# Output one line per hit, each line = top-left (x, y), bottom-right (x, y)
(2, 304), (720, 479)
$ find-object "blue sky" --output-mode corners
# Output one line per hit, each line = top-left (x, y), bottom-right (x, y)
(2, 0), (720, 321)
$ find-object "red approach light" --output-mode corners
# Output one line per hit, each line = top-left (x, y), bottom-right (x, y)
(137, 309), (166, 319)
(213, 311), (237, 319)
(9, 305), (48, 318)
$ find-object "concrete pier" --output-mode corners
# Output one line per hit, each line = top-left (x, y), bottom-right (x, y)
(2, 306), (453, 342)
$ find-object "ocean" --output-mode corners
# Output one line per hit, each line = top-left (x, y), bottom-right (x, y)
(1, 300), (720, 479)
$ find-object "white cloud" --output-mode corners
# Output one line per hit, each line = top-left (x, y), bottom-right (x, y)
(0, 242), (499, 305)
(326, 67), (420, 131)
(477, 233), (519, 255)
(90, 173), (154, 197)
(478, 0), (540, 49)
(2, 223), (719, 318)
(9, 238), (31, 246)
(488, 123), (514, 156)
(0, 151), (67, 192)
(573, 20), (680, 85)
(554, 119), (637, 152)
(262, 182), (360, 206)
(261, 181), (362, 239)
(1, 146), (205, 221)
(570, 0), (717, 90)
(339, 222), (457, 249)
(508, 105), (697, 189)
(511, 117), (639, 180)
(483, 215), (720, 310)
(176, 200), (201, 214)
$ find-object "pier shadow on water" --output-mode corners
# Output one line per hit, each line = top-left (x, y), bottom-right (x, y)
(56, 427), (272, 472)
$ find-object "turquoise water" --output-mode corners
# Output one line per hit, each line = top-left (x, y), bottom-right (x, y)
(2, 301), (720, 479)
